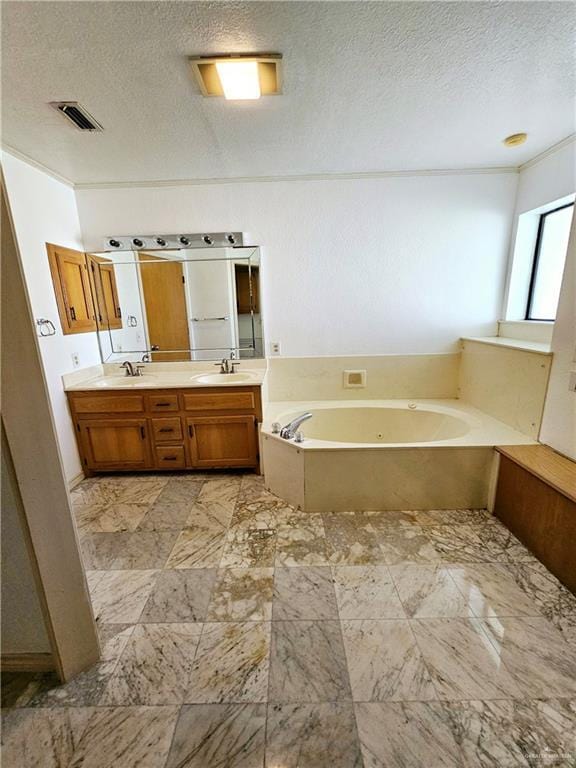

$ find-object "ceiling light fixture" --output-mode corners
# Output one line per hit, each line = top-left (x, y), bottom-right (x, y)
(503, 132), (528, 147)
(189, 53), (282, 100)
(215, 60), (260, 100)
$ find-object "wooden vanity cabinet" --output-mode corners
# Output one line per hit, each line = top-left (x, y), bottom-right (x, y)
(67, 386), (262, 475)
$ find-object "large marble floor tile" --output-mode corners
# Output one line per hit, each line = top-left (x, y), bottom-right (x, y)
(333, 566), (406, 619)
(266, 702), (363, 768)
(106, 476), (169, 505)
(1, 672), (58, 710)
(100, 623), (203, 705)
(110, 531), (179, 569)
(97, 623), (136, 663)
(154, 476), (204, 505)
(273, 566), (338, 620)
(136, 501), (194, 531)
(221, 527), (277, 568)
(207, 568), (274, 621)
(268, 620), (351, 703)
(356, 698), (576, 768)
(375, 524), (442, 565)
(165, 527), (227, 568)
(276, 516), (329, 567)
(75, 503), (150, 533)
(478, 616), (576, 698)
(69, 705), (179, 768)
(509, 561), (576, 642)
(239, 474), (282, 504)
(165, 703), (266, 768)
(409, 508), (495, 526)
(389, 564), (470, 618)
(230, 502), (281, 531)
(472, 523), (538, 563)
(410, 618), (524, 700)
(323, 516), (386, 566)
(1, 707), (93, 768)
(197, 476), (241, 507)
(186, 499), (236, 530)
(27, 662), (116, 708)
(355, 701), (465, 768)
(186, 622), (271, 703)
(341, 619), (436, 702)
(90, 569), (158, 623)
(447, 564), (543, 617)
(140, 569), (216, 622)
(79, 532), (131, 569)
(424, 525), (487, 563)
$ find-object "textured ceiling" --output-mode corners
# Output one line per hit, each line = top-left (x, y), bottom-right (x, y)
(2, 1), (575, 185)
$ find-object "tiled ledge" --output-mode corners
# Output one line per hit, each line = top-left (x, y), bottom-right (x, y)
(461, 336), (552, 355)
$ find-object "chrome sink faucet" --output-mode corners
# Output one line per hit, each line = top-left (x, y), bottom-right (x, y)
(215, 352), (241, 375)
(121, 361), (144, 377)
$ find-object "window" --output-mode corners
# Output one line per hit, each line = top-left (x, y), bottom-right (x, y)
(526, 203), (574, 321)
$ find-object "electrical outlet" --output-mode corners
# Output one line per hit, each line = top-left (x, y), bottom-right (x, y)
(71, 352), (80, 368)
(270, 341), (281, 355)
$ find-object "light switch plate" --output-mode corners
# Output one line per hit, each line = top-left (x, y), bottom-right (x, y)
(569, 371), (576, 393)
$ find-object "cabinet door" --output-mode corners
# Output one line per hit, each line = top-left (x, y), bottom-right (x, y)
(47, 244), (97, 334)
(79, 419), (152, 470)
(88, 255), (122, 330)
(187, 416), (257, 468)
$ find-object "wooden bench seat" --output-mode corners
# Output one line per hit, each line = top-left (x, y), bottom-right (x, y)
(494, 444), (576, 594)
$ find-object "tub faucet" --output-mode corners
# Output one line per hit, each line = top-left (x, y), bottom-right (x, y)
(280, 412), (313, 440)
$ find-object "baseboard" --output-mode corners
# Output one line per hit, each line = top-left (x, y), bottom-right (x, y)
(1, 652), (55, 673)
(68, 471), (86, 491)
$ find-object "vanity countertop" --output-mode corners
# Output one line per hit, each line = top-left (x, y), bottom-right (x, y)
(63, 362), (267, 391)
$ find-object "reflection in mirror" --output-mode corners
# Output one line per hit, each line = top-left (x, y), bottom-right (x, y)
(88, 247), (263, 362)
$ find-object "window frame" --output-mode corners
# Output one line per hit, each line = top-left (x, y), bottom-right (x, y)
(525, 202), (574, 321)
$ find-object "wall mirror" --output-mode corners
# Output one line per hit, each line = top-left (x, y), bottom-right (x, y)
(88, 246), (263, 362)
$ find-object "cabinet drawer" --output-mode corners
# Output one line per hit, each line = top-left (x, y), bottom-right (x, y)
(183, 390), (256, 412)
(147, 394), (179, 412)
(72, 394), (145, 414)
(152, 417), (183, 443)
(155, 445), (186, 468)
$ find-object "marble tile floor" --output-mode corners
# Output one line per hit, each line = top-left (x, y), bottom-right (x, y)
(2, 472), (576, 768)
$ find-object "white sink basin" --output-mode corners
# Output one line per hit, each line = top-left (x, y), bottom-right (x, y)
(90, 375), (158, 388)
(193, 372), (258, 385)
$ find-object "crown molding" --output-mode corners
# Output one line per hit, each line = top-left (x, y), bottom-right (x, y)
(1, 144), (75, 187)
(3, 137), (573, 190)
(74, 165), (518, 191)
(519, 134), (576, 172)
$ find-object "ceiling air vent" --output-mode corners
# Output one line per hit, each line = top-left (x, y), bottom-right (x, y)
(50, 102), (103, 131)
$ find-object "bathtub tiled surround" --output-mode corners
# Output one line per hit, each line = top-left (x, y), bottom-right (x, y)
(262, 400), (535, 512)
(3, 473), (576, 767)
(266, 354), (460, 401)
(458, 339), (552, 438)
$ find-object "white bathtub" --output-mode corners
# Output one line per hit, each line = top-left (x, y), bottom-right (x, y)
(261, 399), (535, 511)
(273, 404), (472, 445)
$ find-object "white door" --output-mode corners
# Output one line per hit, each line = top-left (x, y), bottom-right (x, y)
(184, 260), (238, 361)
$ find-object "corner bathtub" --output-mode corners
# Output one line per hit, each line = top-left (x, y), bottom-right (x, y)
(260, 400), (535, 512)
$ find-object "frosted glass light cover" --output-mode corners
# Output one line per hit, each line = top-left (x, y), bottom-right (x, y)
(215, 61), (261, 100)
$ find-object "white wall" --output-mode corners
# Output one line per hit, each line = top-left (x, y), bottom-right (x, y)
(1, 427), (51, 655)
(2, 152), (99, 483)
(507, 141), (576, 458)
(540, 214), (576, 459)
(76, 172), (518, 356)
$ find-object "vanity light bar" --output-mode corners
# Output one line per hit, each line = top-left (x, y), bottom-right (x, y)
(103, 232), (244, 251)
